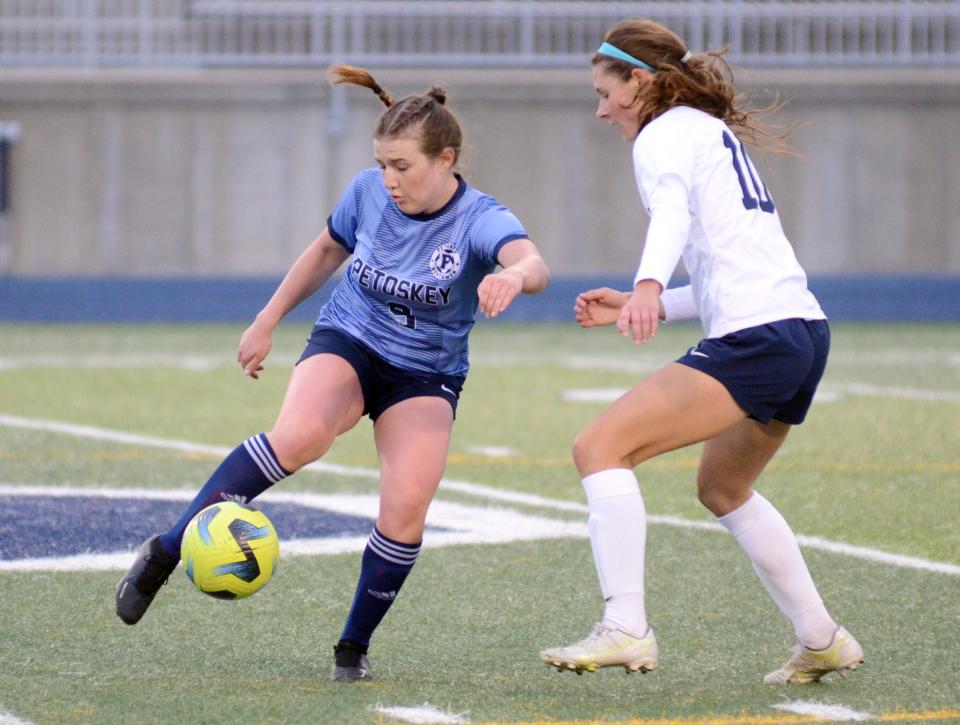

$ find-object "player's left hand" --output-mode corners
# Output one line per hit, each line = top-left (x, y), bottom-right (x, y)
(478, 267), (524, 319)
(574, 287), (629, 328)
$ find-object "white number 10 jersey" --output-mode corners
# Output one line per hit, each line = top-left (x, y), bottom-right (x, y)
(632, 105), (825, 339)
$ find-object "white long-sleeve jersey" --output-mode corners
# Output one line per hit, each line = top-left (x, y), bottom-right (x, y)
(632, 106), (824, 339)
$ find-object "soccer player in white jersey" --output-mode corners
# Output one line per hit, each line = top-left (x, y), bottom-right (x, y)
(539, 18), (863, 685)
(115, 65), (550, 682)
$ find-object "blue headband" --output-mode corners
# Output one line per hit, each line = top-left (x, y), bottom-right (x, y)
(596, 42), (656, 72)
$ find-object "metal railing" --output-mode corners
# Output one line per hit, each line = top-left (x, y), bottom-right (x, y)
(1, 0), (958, 69)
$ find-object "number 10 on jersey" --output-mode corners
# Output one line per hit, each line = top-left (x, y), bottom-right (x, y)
(722, 130), (775, 214)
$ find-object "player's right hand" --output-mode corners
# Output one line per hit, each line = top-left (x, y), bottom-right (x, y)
(617, 280), (662, 344)
(574, 287), (629, 328)
(236, 319), (273, 379)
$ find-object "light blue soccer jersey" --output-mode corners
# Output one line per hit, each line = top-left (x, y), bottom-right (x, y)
(316, 168), (528, 376)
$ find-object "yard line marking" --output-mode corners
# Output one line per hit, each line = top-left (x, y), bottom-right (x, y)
(792, 534), (960, 576)
(0, 712), (34, 725)
(831, 382), (960, 404)
(829, 350), (960, 367)
(470, 712), (960, 725)
(374, 704), (468, 724)
(0, 413), (379, 480)
(1, 413), (958, 577)
(466, 445), (519, 458)
(772, 702), (871, 721)
(0, 354), (236, 371)
(5, 348), (957, 372)
(562, 384), (960, 405)
(562, 388), (625, 403)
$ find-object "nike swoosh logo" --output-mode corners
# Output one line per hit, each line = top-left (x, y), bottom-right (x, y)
(441, 384), (455, 395)
(690, 350), (709, 358)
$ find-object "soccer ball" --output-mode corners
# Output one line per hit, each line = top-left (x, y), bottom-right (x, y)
(180, 501), (279, 600)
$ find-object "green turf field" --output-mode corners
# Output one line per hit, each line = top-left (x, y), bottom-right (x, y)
(1, 321), (958, 725)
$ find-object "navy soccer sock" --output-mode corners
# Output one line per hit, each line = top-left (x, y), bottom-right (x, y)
(157, 433), (290, 559)
(339, 527), (421, 648)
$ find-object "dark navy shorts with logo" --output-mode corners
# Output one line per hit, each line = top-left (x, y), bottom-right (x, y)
(676, 318), (830, 425)
(297, 326), (465, 422)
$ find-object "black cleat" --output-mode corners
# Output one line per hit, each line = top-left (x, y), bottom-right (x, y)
(331, 640), (372, 682)
(115, 535), (179, 625)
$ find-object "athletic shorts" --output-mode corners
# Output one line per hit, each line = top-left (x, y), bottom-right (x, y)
(676, 318), (830, 425)
(297, 326), (465, 422)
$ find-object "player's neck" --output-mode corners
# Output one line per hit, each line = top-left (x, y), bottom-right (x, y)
(422, 174), (461, 215)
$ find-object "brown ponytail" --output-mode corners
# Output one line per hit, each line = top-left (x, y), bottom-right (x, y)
(594, 19), (802, 156)
(326, 65), (462, 163)
(326, 64), (393, 108)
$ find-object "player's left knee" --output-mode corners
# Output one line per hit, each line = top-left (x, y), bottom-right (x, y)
(378, 503), (428, 541)
(697, 483), (749, 517)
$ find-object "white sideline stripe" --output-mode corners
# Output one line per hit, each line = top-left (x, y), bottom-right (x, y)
(1, 414), (958, 577)
(563, 383), (960, 405)
(0, 486), (586, 572)
(0, 711), (34, 725)
(773, 701), (872, 721)
(834, 382), (960, 404)
(0, 353), (302, 372)
(466, 445), (518, 457)
(562, 388), (624, 403)
(3, 348), (958, 372)
(373, 704), (467, 724)
(793, 533), (960, 576)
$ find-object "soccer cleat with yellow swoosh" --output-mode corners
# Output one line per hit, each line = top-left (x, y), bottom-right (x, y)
(764, 626), (864, 684)
(540, 622), (658, 674)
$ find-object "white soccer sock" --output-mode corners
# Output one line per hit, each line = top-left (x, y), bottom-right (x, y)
(582, 469), (648, 638)
(718, 491), (837, 649)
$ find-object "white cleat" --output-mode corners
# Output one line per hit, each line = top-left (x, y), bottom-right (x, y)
(540, 622), (658, 675)
(764, 626), (864, 685)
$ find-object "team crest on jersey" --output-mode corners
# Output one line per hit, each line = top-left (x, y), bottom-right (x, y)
(430, 243), (462, 281)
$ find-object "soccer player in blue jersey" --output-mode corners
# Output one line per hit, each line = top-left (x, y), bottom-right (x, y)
(539, 18), (863, 684)
(115, 65), (550, 682)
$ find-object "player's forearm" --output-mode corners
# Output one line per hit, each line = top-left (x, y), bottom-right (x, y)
(660, 285), (698, 322)
(505, 253), (551, 294)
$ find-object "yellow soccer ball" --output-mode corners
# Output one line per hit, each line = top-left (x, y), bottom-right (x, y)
(181, 501), (279, 599)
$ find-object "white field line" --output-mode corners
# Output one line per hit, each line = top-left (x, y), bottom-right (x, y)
(835, 382), (960, 403)
(373, 704), (468, 724)
(828, 350), (960, 367)
(0, 354), (233, 372)
(0, 711), (34, 725)
(773, 701), (872, 721)
(465, 445), (518, 458)
(563, 383), (960, 405)
(0, 353), (306, 372)
(488, 350), (960, 370)
(4, 348), (959, 371)
(562, 388), (625, 403)
(1, 413), (958, 577)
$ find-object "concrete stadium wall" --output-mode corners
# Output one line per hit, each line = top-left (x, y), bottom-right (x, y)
(1, 68), (958, 278)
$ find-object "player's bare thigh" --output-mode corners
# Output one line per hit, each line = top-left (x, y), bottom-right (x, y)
(373, 395), (454, 543)
(267, 353), (365, 471)
(572, 362), (747, 476)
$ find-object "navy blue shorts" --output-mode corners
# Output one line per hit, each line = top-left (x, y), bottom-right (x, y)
(297, 326), (465, 422)
(676, 318), (830, 425)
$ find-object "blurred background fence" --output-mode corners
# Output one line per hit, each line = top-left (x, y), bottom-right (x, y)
(1, 0), (958, 68)
(1, 1), (958, 320)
